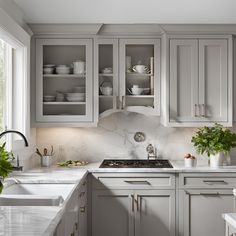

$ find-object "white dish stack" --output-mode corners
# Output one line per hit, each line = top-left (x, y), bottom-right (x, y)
(66, 93), (85, 102)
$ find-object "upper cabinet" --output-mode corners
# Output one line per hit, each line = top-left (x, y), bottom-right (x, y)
(35, 38), (96, 127)
(94, 38), (119, 119)
(163, 36), (233, 127)
(119, 39), (161, 116)
(95, 38), (161, 118)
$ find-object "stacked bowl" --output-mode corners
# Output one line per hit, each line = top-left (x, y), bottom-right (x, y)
(66, 93), (85, 102)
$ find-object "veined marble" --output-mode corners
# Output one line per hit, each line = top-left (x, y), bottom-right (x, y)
(0, 206), (64, 236)
(3, 162), (236, 235)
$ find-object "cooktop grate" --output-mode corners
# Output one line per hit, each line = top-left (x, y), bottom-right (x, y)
(99, 159), (173, 168)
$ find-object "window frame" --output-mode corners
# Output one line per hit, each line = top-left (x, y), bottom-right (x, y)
(0, 8), (31, 149)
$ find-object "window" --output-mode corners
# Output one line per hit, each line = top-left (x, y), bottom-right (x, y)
(0, 39), (12, 134)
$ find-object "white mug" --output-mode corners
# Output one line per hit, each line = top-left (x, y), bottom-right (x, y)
(73, 60), (85, 74)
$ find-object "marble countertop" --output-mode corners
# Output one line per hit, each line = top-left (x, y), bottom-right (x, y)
(0, 206), (64, 236)
(1, 169), (88, 236)
(223, 213), (236, 229)
(3, 160), (236, 236)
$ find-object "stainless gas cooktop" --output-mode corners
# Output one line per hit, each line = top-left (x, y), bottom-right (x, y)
(99, 159), (173, 168)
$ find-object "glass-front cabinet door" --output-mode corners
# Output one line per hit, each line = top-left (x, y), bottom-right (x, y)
(95, 38), (119, 118)
(35, 38), (93, 125)
(119, 39), (161, 116)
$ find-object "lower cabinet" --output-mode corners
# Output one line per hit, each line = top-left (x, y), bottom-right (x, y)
(92, 190), (134, 236)
(178, 173), (236, 236)
(179, 189), (233, 236)
(92, 188), (175, 236)
(135, 190), (175, 236)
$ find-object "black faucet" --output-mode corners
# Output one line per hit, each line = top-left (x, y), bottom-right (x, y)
(0, 130), (28, 147)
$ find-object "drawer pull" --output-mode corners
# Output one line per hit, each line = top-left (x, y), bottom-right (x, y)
(203, 180), (226, 185)
(200, 192), (219, 196)
(131, 194), (135, 212)
(124, 180), (150, 185)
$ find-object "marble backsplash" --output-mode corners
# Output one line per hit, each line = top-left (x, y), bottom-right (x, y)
(35, 111), (218, 165)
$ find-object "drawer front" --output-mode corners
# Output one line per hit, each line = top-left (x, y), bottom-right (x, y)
(179, 173), (236, 189)
(92, 173), (175, 189)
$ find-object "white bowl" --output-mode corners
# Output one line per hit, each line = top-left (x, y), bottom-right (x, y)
(43, 95), (56, 102)
(56, 67), (70, 74)
(66, 93), (85, 97)
(66, 97), (85, 102)
(43, 67), (54, 74)
(131, 87), (143, 95)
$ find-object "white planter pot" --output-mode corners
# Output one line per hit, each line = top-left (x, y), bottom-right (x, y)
(209, 153), (224, 168)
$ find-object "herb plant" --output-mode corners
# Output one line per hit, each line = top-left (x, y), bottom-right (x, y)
(191, 123), (236, 157)
(0, 143), (13, 193)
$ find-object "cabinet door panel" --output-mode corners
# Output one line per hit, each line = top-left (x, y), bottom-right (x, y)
(180, 189), (233, 236)
(92, 190), (134, 236)
(136, 190), (175, 236)
(169, 39), (199, 122)
(199, 39), (228, 121)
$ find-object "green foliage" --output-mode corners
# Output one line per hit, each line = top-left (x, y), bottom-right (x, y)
(191, 123), (236, 157)
(0, 142), (13, 193)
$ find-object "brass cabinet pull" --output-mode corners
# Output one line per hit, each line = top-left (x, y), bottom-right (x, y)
(203, 180), (226, 184)
(194, 104), (198, 117)
(201, 104), (205, 117)
(124, 180), (150, 185)
(135, 195), (139, 211)
(200, 192), (220, 196)
(122, 96), (125, 109)
(131, 194), (135, 212)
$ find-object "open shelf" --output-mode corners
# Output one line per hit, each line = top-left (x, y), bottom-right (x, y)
(43, 74), (86, 78)
(99, 73), (114, 77)
(99, 95), (114, 98)
(43, 102), (86, 105)
(126, 72), (154, 76)
(126, 95), (154, 98)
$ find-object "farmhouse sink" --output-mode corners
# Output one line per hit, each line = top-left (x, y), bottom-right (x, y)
(0, 183), (75, 206)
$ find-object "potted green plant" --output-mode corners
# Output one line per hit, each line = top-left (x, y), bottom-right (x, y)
(0, 142), (14, 193)
(191, 123), (236, 167)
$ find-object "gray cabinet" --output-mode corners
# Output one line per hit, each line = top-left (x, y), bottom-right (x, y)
(135, 190), (175, 236)
(91, 173), (175, 236)
(179, 174), (235, 236)
(35, 38), (95, 127)
(92, 190), (134, 236)
(167, 36), (232, 127)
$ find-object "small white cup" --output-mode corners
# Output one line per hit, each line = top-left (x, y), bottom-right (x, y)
(184, 158), (197, 168)
(42, 156), (53, 167)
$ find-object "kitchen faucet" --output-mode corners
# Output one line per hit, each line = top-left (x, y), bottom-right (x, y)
(146, 144), (157, 160)
(0, 130), (28, 147)
(0, 130), (28, 171)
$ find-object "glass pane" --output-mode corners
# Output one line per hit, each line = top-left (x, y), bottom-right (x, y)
(98, 44), (114, 114)
(125, 44), (155, 108)
(0, 39), (6, 132)
(42, 45), (86, 116)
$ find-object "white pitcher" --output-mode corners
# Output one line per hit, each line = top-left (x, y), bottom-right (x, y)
(73, 60), (85, 74)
